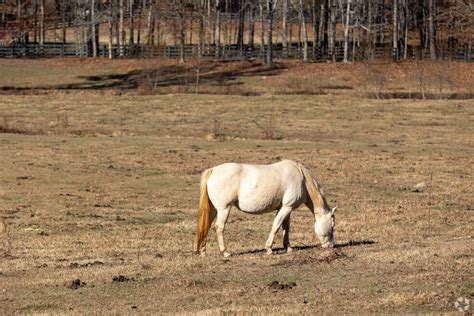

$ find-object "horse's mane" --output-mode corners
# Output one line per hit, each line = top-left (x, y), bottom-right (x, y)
(298, 164), (331, 214)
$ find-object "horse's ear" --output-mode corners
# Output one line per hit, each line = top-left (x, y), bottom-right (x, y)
(331, 206), (337, 214)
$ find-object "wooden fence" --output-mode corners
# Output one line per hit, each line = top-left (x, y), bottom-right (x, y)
(0, 42), (472, 62)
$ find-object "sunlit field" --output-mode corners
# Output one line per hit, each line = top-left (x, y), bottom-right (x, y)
(1, 59), (473, 313)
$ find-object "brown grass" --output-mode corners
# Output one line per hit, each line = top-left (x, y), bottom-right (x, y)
(0, 62), (473, 314)
(0, 59), (472, 99)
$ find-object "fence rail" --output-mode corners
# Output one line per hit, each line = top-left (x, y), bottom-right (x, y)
(0, 42), (472, 62)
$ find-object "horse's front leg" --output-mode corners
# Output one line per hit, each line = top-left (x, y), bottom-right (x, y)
(215, 206), (231, 258)
(282, 216), (293, 253)
(265, 206), (293, 255)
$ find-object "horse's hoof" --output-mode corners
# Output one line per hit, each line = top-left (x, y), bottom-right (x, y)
(285, 246), (293, 253)
(265, 248), (273, 255)
(199, 251), (206, 257)
(222, 251), (231, 258)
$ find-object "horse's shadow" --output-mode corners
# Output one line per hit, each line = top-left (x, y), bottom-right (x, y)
(235, 239), (376, 256)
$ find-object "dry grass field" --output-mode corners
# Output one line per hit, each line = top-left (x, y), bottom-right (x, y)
(0, 59), (473, 314)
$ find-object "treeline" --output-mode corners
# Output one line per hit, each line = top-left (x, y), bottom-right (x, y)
(2, 0), (473, 63)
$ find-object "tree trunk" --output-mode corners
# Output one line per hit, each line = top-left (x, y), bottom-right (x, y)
(343, 0), (351, 63)
(17, 0), (21, 22)
(312, 0), (319, 58)
(428, 0), (436, 59)
(299, 0), (308, 62)
(189, 8), (194, 45)
(223, 0), (229, 46)
(282, 0), (288, 56)
(119, 0), (124, 56)
(377, 0), (384, 47)
(33, 0), (38, 43)
(237, 0), (245, 53)
(207, 0), (212, 48)
(216, 0), (221, 57)
(108, 10), (114, 59)
(147, 2), (154, 45)
(115, 4), (120, 48)
(91, 0), (97, 57)
(259, 3), (265, 61)
(137, 0), (144, 45)
(61, 0), (66, 44)
(178, 0), (185, 63)
(265, 0), (273, 65)
(368, 0), (374, 59)
(328, 0), (336, 61)
(401, 0), (408, 60)
(154, 10), (160, 47)
(129, 0), (134, 45)
(248, 6), (255, 50)
(392, 0), (398, 60)
(319, 3), (325, 51)
(39, 0), (45, 46)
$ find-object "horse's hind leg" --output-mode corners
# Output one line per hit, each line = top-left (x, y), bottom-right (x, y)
(215, 206), (231, 257)
(282, 216), (293, 253)
(265, 206), (293, 255)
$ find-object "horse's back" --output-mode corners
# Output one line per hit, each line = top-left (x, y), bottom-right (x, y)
(206, 160), (305, 213)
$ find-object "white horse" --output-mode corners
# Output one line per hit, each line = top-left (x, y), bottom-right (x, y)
(196, 160), (336, 257)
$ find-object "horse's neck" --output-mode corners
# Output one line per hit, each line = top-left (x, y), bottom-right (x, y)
(311, 197), (330, 216)
(308, 180), (330, 216)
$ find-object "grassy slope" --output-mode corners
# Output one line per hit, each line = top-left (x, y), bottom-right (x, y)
(0, 59), (472, 98)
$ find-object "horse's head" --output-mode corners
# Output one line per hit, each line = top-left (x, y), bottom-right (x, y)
(314, 207), (336, 248)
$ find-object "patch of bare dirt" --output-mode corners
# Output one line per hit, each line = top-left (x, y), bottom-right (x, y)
(273, 249), (347, 267)
(112, 275), (134, 283)
(64, 279), (86, 290)
(269, 281), (297, 291)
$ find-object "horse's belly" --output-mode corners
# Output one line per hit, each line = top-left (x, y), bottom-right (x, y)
(236, 190), (283, 214)
(236, 201), (280, 214)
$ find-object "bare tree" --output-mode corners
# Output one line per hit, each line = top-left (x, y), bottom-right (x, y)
(129, 0), (134, 45)
(265, 0), (274, 65)
(107, 2), (114, 59)
(282, 0), (288, 56)
(17, 0), (22, 22)
(215, 0), (221, 57)
(248, 4), (256, 50)
(39, 0), (44, 45)
(3, 0), (471, 63)
(146, 1), (155, 46)
(291, 0), (308, 62)
(259, 2), (265, 60)
(428, 0), (436, 59)
(118, 0), (124, 56)
(328, 0), (336, 61)
(343, 0), (351, 63)
(137, 0), (144, 44)
(61, 0), (66, 44)
(392, 0), (398, 60)
(400, 0), (408, 60)
(237, 0), (245, 53)
(176, 0), (186, 63)
(91, 0), (97, 57)
(312, 0), (319, 58)
(319, 2), (326, 52)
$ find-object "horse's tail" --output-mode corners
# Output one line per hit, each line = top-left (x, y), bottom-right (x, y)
(196, 168), (215, 254)
(298, 164), (329, 212)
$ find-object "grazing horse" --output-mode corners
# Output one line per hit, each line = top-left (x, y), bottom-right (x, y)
(196, 160), (336, 257)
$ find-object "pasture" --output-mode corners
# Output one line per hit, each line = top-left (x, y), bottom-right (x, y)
(0, 59), (473, 314)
